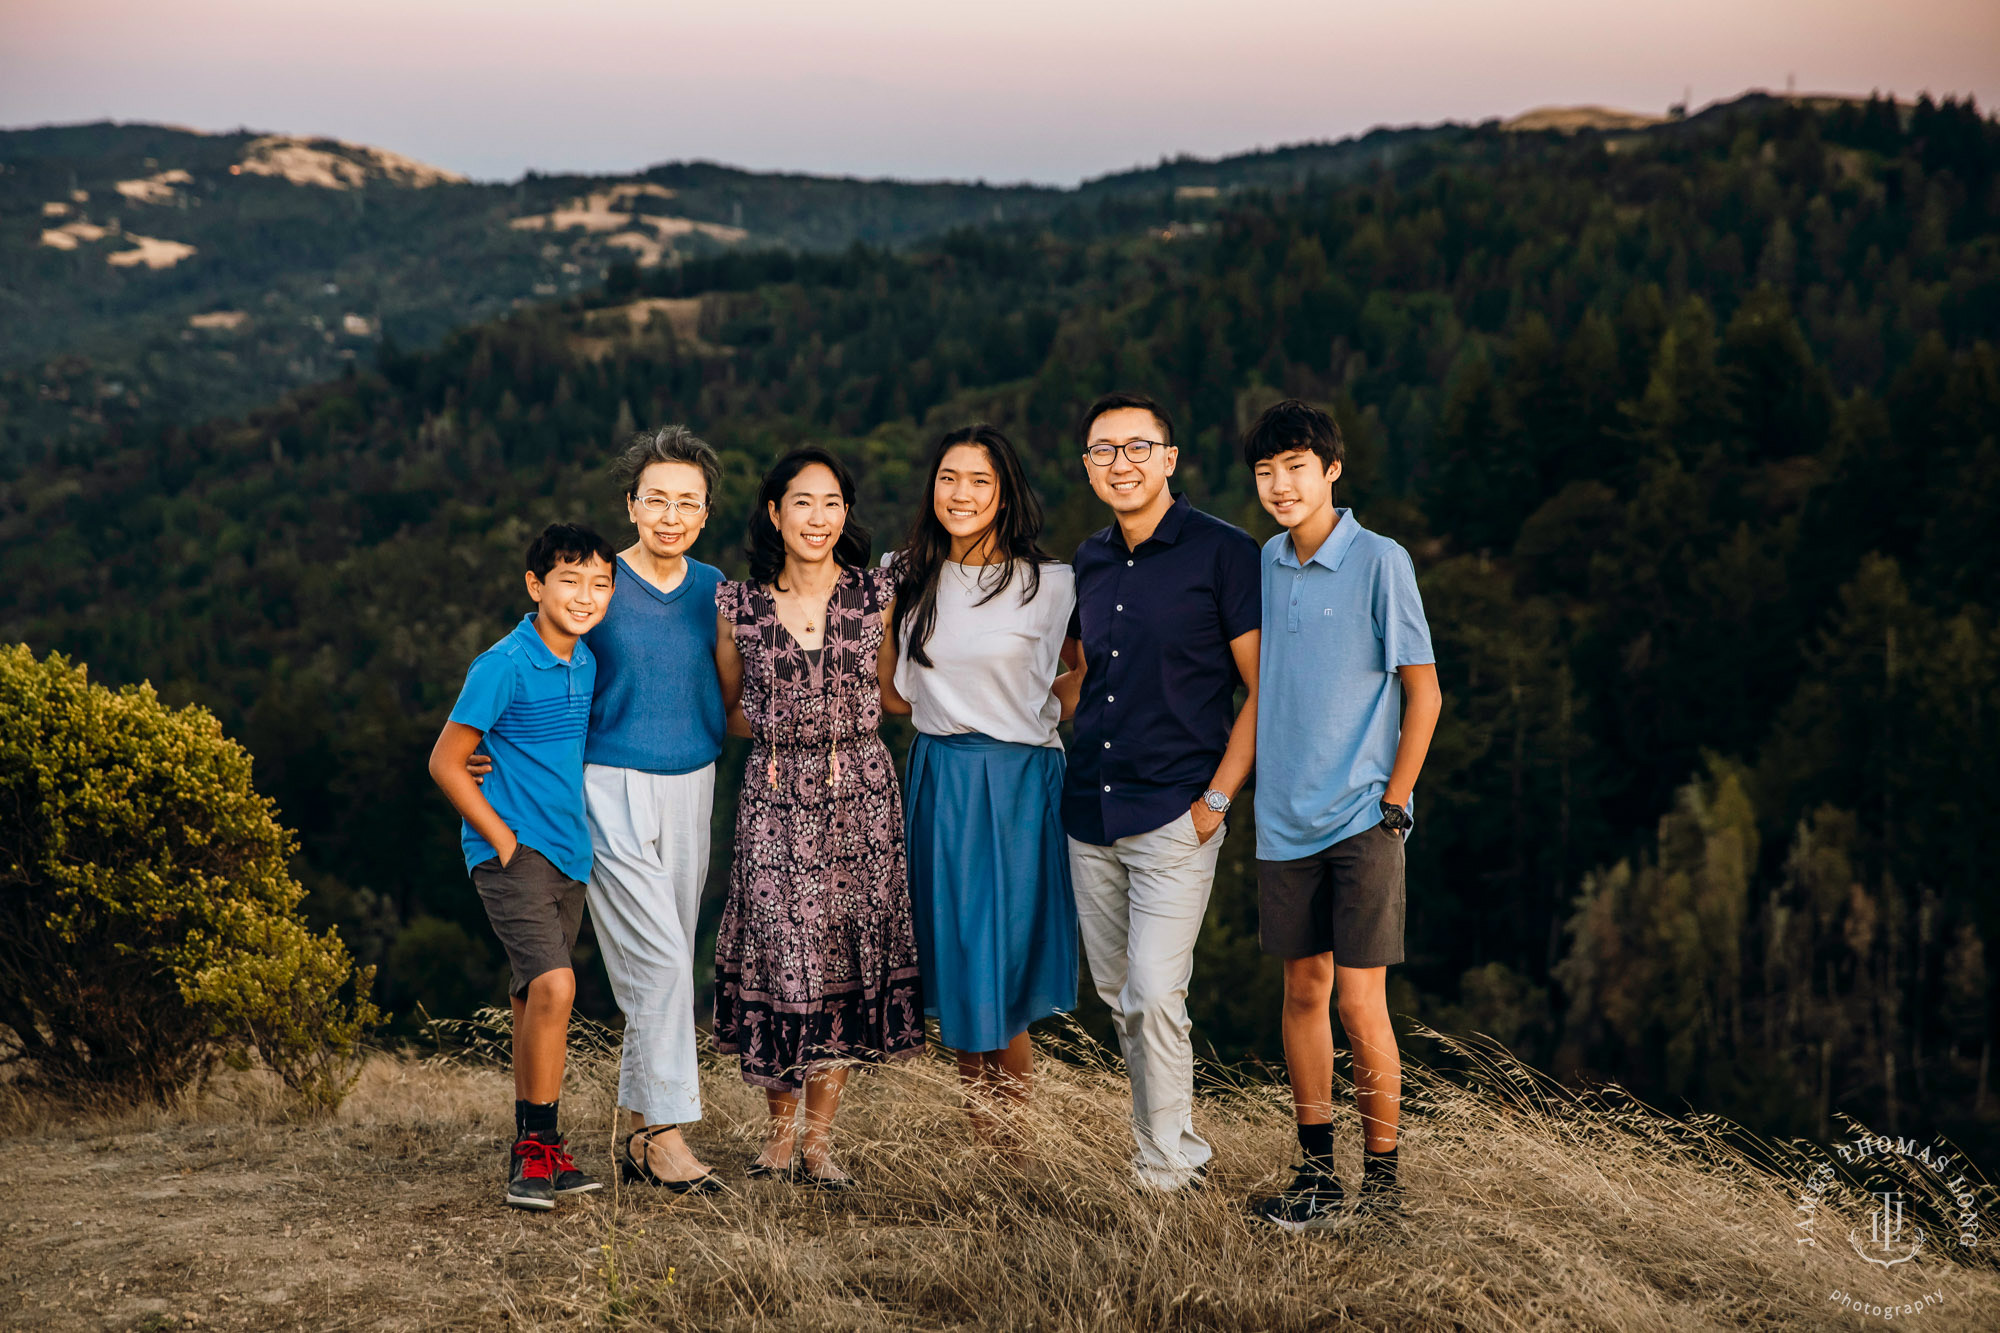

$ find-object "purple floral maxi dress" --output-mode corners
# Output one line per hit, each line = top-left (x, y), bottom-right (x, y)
(713, 566), (924, 1090)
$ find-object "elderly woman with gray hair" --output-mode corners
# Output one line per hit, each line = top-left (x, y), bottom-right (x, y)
(470, 424), (731, 1192)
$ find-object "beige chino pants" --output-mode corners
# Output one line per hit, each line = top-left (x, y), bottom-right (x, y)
(1068, 809), (1225, 1190)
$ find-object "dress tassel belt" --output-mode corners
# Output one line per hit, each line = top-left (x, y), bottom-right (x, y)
(754, 736), (848, 788)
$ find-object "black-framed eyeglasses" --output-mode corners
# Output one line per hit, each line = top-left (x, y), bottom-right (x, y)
(1084, 440), (1163, 467)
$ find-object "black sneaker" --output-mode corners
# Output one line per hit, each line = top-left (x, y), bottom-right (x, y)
(1351, 1147), (1402, 1218)
(506, 1136), (560, 1211)
(545, 1137), (603, 1197)
(1250, 1165), (1345, 1232)
(1353, 1172), (1403, 1218)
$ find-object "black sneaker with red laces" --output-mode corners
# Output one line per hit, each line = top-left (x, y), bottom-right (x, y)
(545, 1136), (602, 1197)
(506, 1136), (560, 1211)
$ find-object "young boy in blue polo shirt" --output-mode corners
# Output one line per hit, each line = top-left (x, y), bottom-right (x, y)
(1241, 401), (1441, 1230)
(428, 522), (617, 1211)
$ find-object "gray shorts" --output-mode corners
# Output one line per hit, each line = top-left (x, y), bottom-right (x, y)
(1256, 822), (1405, 966)
(471, 845), (587, 998)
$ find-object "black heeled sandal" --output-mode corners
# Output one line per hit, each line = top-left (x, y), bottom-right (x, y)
(621, 1127), (722, 1195)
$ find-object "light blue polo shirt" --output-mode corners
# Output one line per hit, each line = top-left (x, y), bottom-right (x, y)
(1254, 510), (1434, 861)
(448, 613), (596, 882)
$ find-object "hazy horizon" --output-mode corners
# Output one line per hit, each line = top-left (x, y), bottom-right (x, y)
(5, 0), (1997, 186)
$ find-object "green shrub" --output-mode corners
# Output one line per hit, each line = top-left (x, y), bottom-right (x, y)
(0, 644), (381, 1109)
(385, 915), (502, 1026)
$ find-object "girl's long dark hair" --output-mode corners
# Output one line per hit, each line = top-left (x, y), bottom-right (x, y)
(746, 447), (872, 586)
(891, 424), (1055, 668)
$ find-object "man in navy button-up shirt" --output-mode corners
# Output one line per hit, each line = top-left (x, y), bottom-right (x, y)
(1056, 391), (1261, 1191)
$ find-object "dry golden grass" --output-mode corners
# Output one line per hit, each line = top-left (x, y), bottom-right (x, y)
(1502, 106), (1664, 134)
(233, 136), (467, 190)
(114, 169), (195, 204)
(6, 1021), (1995, 1331)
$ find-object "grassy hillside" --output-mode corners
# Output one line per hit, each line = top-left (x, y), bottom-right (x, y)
(8, 1030), (1997, 1331)
(4, 92), (1997, 1161)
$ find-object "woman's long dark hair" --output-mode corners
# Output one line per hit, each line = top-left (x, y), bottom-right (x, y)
(746, 447), (873, 586)
(891, 424), (1055, 668)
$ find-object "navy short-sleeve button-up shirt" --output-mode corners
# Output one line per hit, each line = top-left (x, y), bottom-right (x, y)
(1062, 494), (1262, 845)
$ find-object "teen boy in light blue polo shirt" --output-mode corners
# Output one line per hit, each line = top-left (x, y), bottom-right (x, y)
(1240, 400), (1441, 1231)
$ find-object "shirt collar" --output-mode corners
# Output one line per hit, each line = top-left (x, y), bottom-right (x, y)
(1095, 492), (1191, 552)
(1150, 493), (1192, 546)
(511, 613), (586, 669)
(1279, 508), (1362, 571)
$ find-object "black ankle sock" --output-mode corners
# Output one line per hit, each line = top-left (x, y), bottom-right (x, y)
(1296, 1121), (1335, 1173)
(516, 1099), (558, 1139)
(1362, 1145), (1398, 1192)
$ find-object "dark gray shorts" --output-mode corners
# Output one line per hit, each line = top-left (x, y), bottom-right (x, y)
(471, 845), (587, 998)
(1257, 822), (1405, 966)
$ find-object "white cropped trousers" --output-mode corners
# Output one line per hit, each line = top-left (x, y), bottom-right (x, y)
(583, 762), (714, 1127)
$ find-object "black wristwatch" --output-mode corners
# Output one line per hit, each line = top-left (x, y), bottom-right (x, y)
(1379, 799), (1413, 833)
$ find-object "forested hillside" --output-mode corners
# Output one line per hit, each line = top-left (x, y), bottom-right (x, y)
(4, 94), (1996, 1158)
(0, 120), (1440, 465)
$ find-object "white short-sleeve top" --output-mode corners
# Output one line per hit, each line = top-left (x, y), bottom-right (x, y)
(892, 559), (1076, 748)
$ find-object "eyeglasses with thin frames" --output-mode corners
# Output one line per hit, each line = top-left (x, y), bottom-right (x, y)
(634, 496), (709, 519)
(1084, 440), (1163, 467)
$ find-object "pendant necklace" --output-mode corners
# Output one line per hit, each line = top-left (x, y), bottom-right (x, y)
(766, 579), (839, 789)
(821, 588), (839, 786)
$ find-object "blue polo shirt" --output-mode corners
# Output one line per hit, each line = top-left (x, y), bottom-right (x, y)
(1063, 494), (1262, 845)
(583, 556), (725, 774)
(448, 613), (596, 882)
(1254, 510), (1434, 861)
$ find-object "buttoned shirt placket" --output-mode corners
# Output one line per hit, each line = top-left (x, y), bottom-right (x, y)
(1097, 550), (1138, 808)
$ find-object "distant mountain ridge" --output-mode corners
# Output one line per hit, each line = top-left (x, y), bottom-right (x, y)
(0, 114), (1453, 459)
(0, 90), (1912, 462)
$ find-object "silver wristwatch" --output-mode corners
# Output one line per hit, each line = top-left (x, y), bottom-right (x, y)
(1200, 788), (1231, 814)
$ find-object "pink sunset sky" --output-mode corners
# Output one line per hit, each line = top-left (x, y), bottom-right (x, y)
(3, 0), (1995, 183)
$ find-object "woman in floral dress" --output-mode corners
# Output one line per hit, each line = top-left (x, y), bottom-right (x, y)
(713, 446), (922, 1186)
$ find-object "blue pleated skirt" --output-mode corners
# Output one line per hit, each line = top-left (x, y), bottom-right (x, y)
(904, 731), (1078, 1052)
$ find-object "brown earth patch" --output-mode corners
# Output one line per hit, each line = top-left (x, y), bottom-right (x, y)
(573, 298), (720, 360)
